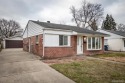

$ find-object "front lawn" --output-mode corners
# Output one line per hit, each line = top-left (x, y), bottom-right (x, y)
(94, 52), (125, 57)
(93, 52), (125, 63)
(51, 59), (125, 83)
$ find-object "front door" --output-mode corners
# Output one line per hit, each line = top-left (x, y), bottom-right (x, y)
(77, 36), (83, 54)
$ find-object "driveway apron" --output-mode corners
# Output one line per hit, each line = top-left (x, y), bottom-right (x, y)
(0, 49), (75, 83)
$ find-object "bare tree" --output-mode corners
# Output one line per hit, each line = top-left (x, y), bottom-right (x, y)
(117, 24), (125, 31)
(0, 19), (22, 39)
(70, 0), (104, 31)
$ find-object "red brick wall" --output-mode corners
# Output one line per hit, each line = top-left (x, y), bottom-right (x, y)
(23, 35), (104, 58)
(23, 34), (43, 57)
(83, 37), (104, 55)
(44, 35), (77, 58)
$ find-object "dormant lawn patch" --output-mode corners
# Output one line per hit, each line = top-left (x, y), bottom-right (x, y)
(51, 58), (125, 83)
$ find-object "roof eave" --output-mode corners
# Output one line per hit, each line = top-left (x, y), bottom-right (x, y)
(76, 33), (109, 37)
(43, 28), (72, 32)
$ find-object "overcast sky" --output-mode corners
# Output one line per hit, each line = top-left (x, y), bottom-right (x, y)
(0, 0), (125, 29)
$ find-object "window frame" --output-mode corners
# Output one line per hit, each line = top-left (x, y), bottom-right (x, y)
(87, 37), (102, 50)
(36, 35), (39, 44)
(59, 35), (68, 46)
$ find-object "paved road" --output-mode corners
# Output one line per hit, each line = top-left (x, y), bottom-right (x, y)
(0, 49), (75, 83)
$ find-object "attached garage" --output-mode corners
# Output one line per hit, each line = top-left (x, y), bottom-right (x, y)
(3, 36), (23, 48)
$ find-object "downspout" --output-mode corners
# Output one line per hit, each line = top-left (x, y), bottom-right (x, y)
(42, 29), (45, 58)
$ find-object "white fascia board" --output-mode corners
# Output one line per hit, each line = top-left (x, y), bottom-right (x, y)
(76, 33), (106, 37)
(43, 28), (73, 35)
(22, 20), (30, 36)
(72, 31), (78, 35)
(43, 28), (72, 32)
(5, 36), (22, 40)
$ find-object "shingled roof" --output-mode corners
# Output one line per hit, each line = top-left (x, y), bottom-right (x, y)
(31, 20), (107, 36)
(108, 30), (125, 37)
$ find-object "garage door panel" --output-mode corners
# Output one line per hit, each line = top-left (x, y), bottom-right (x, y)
(6, 40), (23, 48)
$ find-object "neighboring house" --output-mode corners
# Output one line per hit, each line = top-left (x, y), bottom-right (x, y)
(3, 36), (23, 48)
(23, 20), (108, 58)
(98, 29), (125, 51)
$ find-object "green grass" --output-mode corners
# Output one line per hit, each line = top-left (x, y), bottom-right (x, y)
(51, 59), (125, 83)
(94, 53), (125, 57)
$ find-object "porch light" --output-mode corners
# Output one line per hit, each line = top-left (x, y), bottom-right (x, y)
(84, 37), (87, 42)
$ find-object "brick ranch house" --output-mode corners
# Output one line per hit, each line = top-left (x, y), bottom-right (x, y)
(23, 20), (108, 59)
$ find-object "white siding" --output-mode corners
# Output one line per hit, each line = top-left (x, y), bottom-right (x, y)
(98, 30), (125, 51)
(98, 30), (124, 39)
(123, 39), (125, 51)
(23, 26), (28, 38)
(23, 21), (43, 38)
(44, 34), (71, 47)
(108, 39), (124, 51)
(44, 29), (73, 35)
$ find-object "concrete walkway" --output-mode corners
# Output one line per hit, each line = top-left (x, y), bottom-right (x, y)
(0, 49), (75, 83)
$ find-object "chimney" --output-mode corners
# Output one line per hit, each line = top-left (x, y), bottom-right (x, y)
(47, 21), (50, 23)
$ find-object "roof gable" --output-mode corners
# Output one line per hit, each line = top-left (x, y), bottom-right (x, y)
(31, 20), (107, 36)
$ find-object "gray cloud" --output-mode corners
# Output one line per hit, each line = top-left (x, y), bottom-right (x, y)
(0, 0), (124, 29)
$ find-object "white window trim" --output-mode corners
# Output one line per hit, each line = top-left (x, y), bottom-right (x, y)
(87, 37), (102, 50)
(36, 35), (39, 44)
(59, 35), (69, 46)
(44, 34), (71, 47)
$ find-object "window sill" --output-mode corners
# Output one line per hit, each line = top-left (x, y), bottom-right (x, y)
(87, 49), (102, 51)
(44, 46), (72, 48)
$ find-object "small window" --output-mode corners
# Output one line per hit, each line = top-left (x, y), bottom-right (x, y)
(36, 35), (39, 44)
(104, 39), (108, 45)
(59, 35), (68, 46)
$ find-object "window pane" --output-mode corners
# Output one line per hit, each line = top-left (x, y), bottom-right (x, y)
(99, 38), (101, 49)
(104, 39), (108, 45)
(36, 35), (38, 43)
(59, 35), (63, 45)
(96, 38), (98, 49)
(64, 36), (68, 45)
(88, 37), (91, 49)
(92, 37), (95, 49)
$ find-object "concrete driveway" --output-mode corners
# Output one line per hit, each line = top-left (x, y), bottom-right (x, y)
(0, 49), (75, 83)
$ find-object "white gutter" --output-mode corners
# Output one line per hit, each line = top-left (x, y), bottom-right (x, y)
(42, 29), (45, 58)
(43, 28), (72, 32)
(77, 33), (109, 37)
